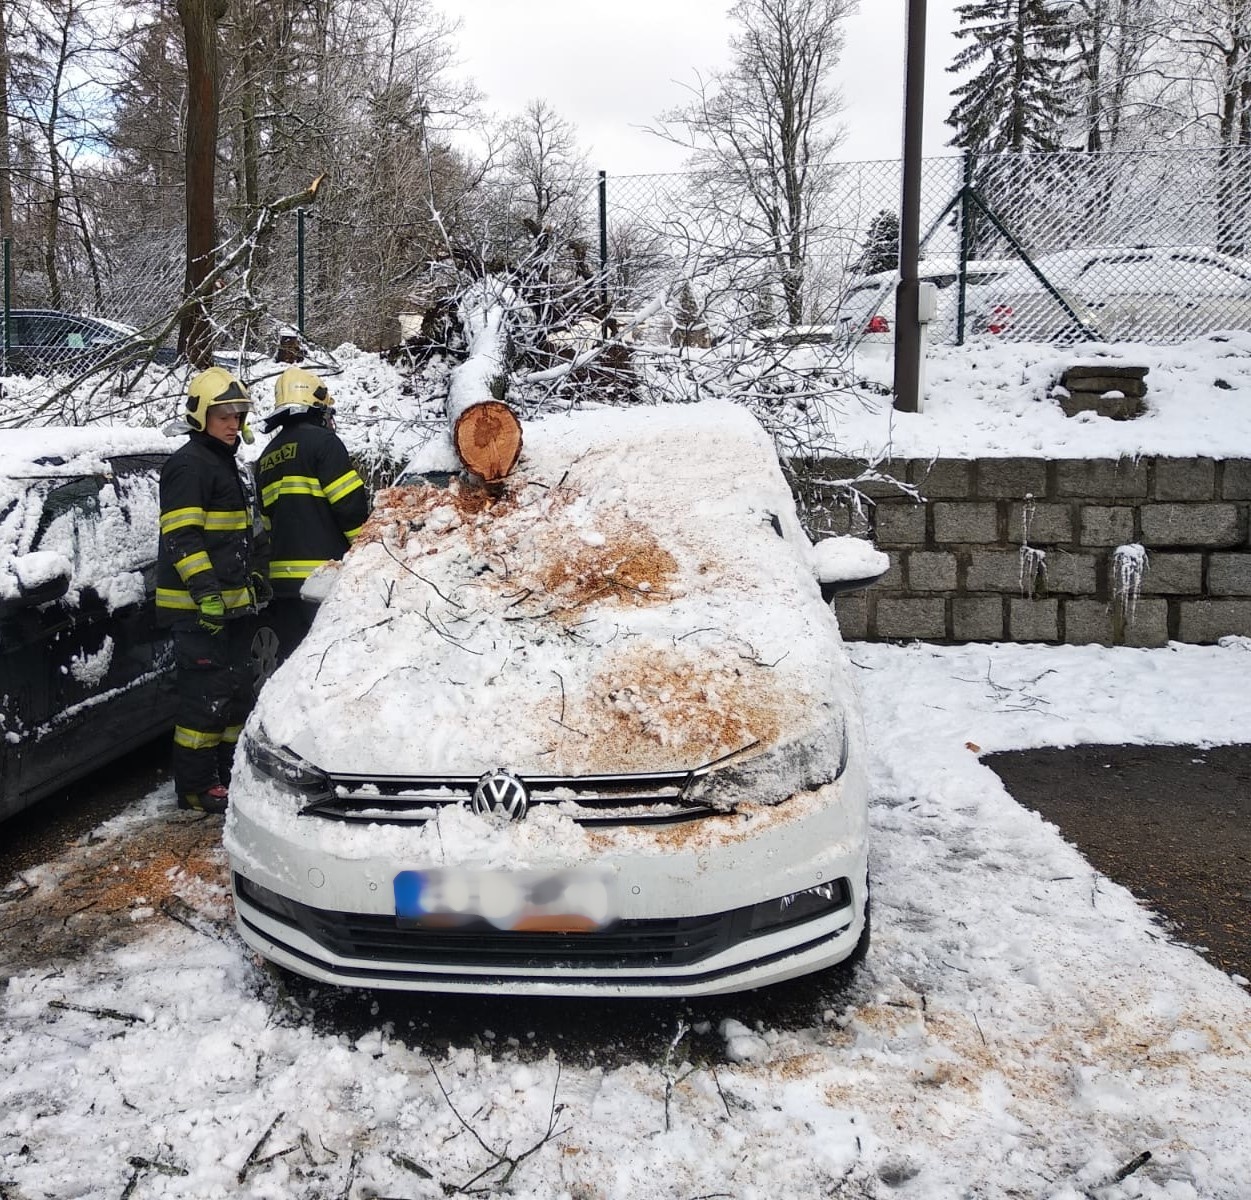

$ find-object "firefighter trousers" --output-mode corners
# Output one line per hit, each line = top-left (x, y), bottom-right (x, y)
(170, 616), (255, 796)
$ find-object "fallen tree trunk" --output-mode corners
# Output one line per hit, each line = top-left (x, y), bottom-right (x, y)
(446, 282), (523, 481)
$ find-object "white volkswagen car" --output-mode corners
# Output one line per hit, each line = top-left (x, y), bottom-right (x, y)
(225, 400), (885, 996)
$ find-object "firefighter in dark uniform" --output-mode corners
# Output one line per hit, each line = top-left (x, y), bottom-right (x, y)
(257, 366), (368, 659)
(157, 368), (270, 813)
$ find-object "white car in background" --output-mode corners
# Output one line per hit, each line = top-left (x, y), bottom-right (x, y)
(836, 258), (1016, 345)
(225, 400), (886, 997)
(966, 245), (1251, 343)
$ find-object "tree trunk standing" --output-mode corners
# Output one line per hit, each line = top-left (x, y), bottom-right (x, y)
(1081, 1), (1105, 152)
(178, 0), (228, 368)
(0, 1), (13, 241)
(1216, 6), (1251, 256)
(42, 19), (70, 309)
(68, 168), (104, 310)
(239, 52), (259, 214)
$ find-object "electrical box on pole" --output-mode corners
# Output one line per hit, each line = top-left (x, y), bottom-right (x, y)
(913, 281), (938, 412)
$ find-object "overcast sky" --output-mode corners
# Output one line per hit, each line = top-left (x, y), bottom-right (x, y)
(438, 1), (966, 177)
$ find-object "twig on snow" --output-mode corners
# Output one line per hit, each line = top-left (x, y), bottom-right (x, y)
(337, 1148), (360, 1200)
(237, 1111), (286, 1184)
(1111, 1150), (1152, 1183)
(380, 540), (464, 608)
(48, 999), (143, 1025)
(387, 1150), (434, 1179)
(160, 895), (225, 941)
(661, 1021), (697, 1134)
(121, 1155), (188, 1200)
(710, 1065), (733, 1122)
(428, 1059), (567, 1194)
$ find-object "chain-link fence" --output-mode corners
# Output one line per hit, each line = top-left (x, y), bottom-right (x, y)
(599, 145), (1251, 348)
(3, 144), (1250, 380)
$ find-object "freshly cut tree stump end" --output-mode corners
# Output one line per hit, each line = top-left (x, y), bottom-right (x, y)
(453, 401), (523, 481)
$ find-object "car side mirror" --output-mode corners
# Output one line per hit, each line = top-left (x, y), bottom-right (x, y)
(0, 553), (72, 616)
(811, 536), (889, 601)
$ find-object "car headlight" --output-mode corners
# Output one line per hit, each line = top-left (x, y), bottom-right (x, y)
(244, 728), (332, 800)
(681, 707), (849, 811)
(746, 878), (852, 934)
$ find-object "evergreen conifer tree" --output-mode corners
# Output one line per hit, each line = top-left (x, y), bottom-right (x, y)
(946, 0), (1072, 155)
(856, 210), (900, 275)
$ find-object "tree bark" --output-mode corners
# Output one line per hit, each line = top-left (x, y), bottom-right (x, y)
(177, 0), (228, 368)
(0, 1), (13, 241)
(445, 284), (523, 482)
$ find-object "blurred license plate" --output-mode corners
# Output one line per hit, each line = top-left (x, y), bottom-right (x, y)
(394, 868), (615, 932)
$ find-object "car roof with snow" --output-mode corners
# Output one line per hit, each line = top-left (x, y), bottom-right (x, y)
(255, 399), (859, 785)
(992, 244), (1251, 289)
(0, 426), (171, 478)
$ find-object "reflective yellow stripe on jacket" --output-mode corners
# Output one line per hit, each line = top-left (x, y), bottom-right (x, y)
(324, 470), (365, 505)
(173, 550), (213, 583)
(262, 475), (326, 506)
(269, 559), (329, 582)
(160, 506), (248, 534)
(156, 585), (254, 612)
(202, 510), (249, 532)
(174, 725), (222, 751)
(160, 506), (207, 534)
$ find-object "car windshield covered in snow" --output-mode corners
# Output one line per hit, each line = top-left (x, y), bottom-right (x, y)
(226, 400), (885, 997)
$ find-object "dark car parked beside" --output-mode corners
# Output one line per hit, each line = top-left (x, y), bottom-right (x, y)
(0, 431), (178, 819)
(1, 427), (286, 821)
(1, 310), (178, 378)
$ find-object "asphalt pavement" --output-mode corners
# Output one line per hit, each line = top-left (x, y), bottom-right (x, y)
(986, 742), (1251, 988)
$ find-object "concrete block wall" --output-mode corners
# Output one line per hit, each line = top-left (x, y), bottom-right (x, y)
(789, 456), (1251, 645)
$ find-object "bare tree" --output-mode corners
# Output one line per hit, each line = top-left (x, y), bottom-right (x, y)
(1148, 0), (1251, 251)
(0, 0), (14, 241)
(651, 0), (855, 325)
(502, 98), (590, 237)
(1063, 0), (1167, 151)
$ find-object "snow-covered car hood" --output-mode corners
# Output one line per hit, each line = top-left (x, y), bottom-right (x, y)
(254, 400), (858, 782)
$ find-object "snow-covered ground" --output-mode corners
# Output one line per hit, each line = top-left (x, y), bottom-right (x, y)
(838, 333), (1251, 460)
(6, 332), (1251, 467)
(2, 335), (1251, 1197)
(1, 640), (1249, 1199)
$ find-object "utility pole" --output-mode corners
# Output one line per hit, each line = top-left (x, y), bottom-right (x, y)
(893, 0), (927, 412)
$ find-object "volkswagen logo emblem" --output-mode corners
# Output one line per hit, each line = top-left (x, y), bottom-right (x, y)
(471, 769), (529, 822)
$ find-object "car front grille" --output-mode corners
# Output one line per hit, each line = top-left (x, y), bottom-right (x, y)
(234, 873), (852, 973)
(302, 769), (719, 828)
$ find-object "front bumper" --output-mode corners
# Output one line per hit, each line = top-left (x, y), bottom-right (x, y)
(225, 758), (869, 997)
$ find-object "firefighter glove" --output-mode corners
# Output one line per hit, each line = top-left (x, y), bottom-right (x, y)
(197, 593), (227, 635)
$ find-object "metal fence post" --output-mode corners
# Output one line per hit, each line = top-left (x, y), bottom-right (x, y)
(296, 208), (306, 335)
(956, 151), (974, 346)
(3, 238), (10, 360)
(598, 171), (609, 325)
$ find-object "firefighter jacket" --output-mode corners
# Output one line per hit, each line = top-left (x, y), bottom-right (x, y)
(257, 417), (369, 597)
(156, 432), (268, 624)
